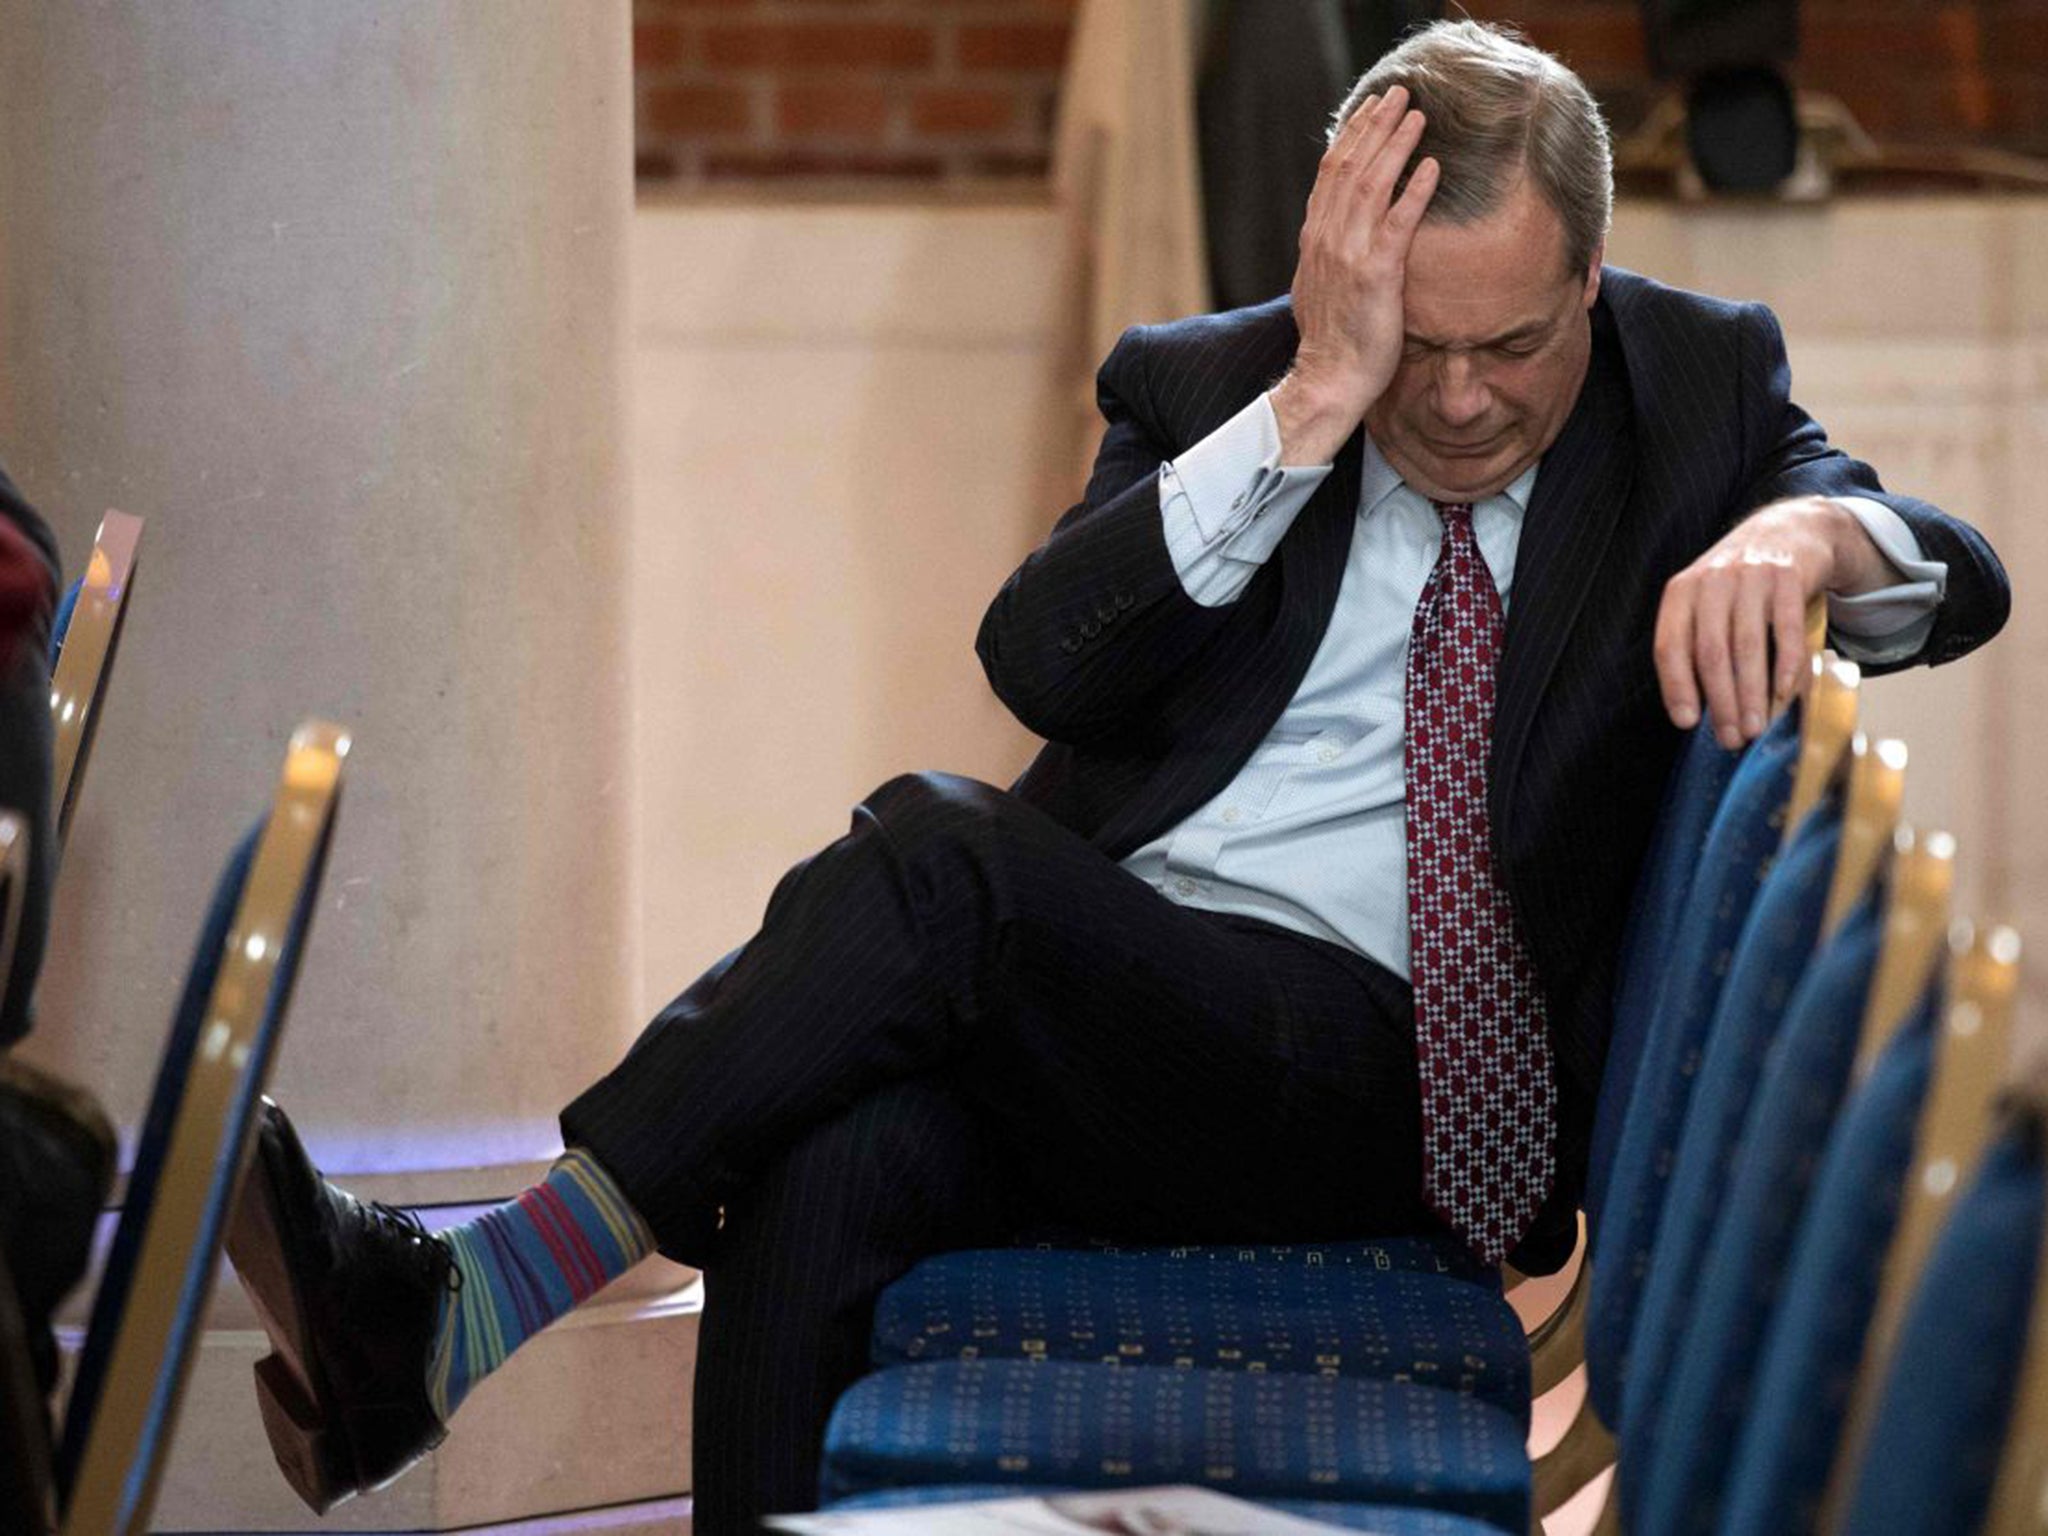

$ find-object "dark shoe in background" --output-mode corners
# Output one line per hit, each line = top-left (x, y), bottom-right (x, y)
(0, 1055), (116, 1397)
(0, 1053), (117, 1534)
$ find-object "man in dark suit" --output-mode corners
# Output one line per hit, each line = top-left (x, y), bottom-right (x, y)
(224, 18), (2007, 1534)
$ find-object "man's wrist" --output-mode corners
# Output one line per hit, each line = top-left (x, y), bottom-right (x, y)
(1269, 369), (1366, 469)
(1817, 496), (1897, 596)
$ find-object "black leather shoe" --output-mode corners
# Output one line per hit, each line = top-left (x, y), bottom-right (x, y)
(226, 1097), (456, 1513)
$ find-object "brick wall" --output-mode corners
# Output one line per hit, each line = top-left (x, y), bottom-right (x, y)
(633, 0), (1073, 183)
(632, 0), (2048, 187)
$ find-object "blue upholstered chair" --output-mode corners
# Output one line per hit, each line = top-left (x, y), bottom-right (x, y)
(46, 509), (142, 855)
(1612, 793), (1850, 1522)
(830, 1482), (1513, 1533)
(832, 1229), (1534, 1529)
(1581, 706), (1802, 1431)
(1717, 982), (1946, 1536)
(1835, 1077), (2048, 1535)
(1632, 886), (1915, 1533)
(823, 1358), (1530, 1529)
(867, 1239), (1525, 1413)
(51, 721), (348, 1536)
(827, 1482), (1507, 1531)
(1583, 722), (1741, 1244)
(822, 712), (1796, 1530)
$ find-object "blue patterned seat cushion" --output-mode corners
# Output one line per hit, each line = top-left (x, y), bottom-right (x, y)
(828, 1483), (1513, 1533)
(1719, 991), (1940, 1536)
(1631, 887), (1890, 1535)
(1585, 713), (1798, 1429)
(1839, 1113), (2047, 1536)
(821, 1359), (1530, 1531)
(1007, 1233), (1499, 1288)
(871, 1245), (1528, 1425)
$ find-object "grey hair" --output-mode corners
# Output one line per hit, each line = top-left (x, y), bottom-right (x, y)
(1331, 19), (1612, 275)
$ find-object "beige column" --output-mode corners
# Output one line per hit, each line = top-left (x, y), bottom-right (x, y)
(0, 3), (693, 1530)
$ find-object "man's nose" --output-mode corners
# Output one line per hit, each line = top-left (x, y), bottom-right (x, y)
(1433, 353), (1490, 427)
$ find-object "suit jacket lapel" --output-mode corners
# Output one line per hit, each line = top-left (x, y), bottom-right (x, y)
(1491, 308), (1636, 833)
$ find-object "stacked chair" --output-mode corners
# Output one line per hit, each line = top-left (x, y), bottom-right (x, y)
(812, 639), (2048, 1535)
(47, 509), (142, 853)
(0, 720), (351, 1535)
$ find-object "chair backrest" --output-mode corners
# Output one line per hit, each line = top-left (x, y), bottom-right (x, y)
(53, 719), (349, 1536)
(1616, 786), (1851, 1516)
(1585, 722), (1739, 1237)
(0, 811), (27, 1016)
(1716, 969), (1950, 1536)
(1582, 705), (1803, 1428)
(1833, 1054), (2048, 1536)
(1632, 832), (1951, 1536)
(47, 510), (142, 853)
(1820, 920), (2025, 1531)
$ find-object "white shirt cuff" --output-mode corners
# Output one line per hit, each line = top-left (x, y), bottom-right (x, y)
(1826, 496), (1947, 664)
(1160, 393), (1331, 607)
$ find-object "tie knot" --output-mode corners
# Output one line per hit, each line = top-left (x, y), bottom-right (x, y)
(1432, 501), (1476, 532)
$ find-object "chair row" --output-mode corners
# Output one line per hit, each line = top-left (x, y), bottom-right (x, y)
(0, 509), (358, 1535)
(799, 650), (2045, 1535)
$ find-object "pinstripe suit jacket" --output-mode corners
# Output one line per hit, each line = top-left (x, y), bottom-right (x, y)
(975, 265), (2010, 1241)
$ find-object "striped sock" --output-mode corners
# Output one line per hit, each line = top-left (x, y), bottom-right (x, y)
(425, 1147), (655, 1422)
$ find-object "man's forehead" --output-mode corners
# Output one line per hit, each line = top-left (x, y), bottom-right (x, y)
(1400, 182), (1577, 343)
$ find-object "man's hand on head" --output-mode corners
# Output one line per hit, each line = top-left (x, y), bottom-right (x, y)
(1270, 85), (1440, 468)
(1653, 495), (1900, 749)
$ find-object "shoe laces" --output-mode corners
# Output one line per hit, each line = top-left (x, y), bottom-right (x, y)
(362, 1200), (462, 1295)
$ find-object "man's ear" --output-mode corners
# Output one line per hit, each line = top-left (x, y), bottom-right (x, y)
(1581, 244), (1605, 308)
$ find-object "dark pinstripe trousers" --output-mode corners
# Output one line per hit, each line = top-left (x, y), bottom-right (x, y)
(561, 771), (1430, 1532)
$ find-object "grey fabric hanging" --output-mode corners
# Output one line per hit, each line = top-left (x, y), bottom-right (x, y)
(1197, 0), (1442, 311)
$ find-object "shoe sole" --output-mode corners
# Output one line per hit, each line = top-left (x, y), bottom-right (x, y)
(224, 1117), (352, 1514)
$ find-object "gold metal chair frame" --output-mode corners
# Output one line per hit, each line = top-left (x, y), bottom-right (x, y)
(1820, 921), (2021, 1532)
(57, 719), (349, 1536)
(48, 510), (143, 853)
(1987, 1004), (2048, 1536)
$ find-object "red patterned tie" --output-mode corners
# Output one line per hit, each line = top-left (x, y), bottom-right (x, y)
(1405, 501), (1555, 1265)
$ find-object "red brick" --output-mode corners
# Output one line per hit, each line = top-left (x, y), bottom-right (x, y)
(703, 149), (945, 179)
(910, 85), (1016, 135)
(777, 83), (893, 138)
(647, 83), (754, 136)
(634, 21), (689, 70)
(957, 22), (1071, 71)
(702, 21), (935, 69)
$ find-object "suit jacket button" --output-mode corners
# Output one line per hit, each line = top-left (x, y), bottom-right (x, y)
(1060, 635), (1082, 655)
(1095, 601), (1117, 623)
(1080, 619), (1101, 638)
(1114, 591), (1134, 610)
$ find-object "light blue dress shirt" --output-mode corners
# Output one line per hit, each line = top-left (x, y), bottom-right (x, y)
(1119, 393), (1947, 980)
